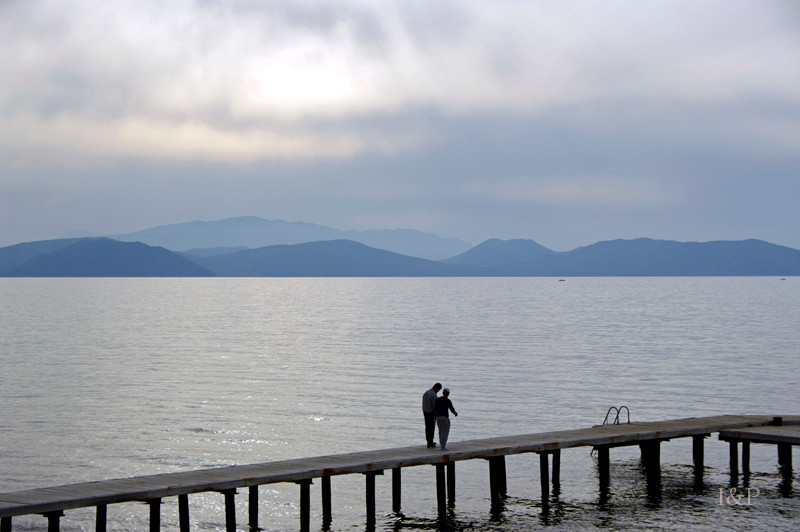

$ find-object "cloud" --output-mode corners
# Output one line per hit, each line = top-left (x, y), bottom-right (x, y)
(2, 112), (364, 163)
(3, 0), (799, 165)
(465, 175), (676, 207)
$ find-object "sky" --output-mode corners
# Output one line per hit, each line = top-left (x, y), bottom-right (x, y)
(1, 0), (799, 251)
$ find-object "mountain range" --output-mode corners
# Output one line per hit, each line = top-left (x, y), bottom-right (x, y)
(2, 217), (799, 277)
(62, 216), (472, 261)
(0, 238), (213, 277)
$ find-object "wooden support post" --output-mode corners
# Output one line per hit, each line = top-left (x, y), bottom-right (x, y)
(640, 440), (660, 478)
(248, 486), (258, 532)
(366, 472), (375, 526)
(446, 462), (456, 505)
(488, 459), (497, 504)
(778, 443), (792, 470)
(488, 458), (499, 504)
(96, 504), (107, 532)
(651, 441), (661, 474)
(322, 476), (332, 524)
(364, 471), (382, 528)
(1, 517), (11, 532)
(222, 489), (237, 532)
(488, 456), (507, 503)
(597, 446), (610, 487)
(178, 494), (190, 532)
(552, 450), (561, 489)
(298, 480), (312, 532)
(45, 511), (63, 532)
(435, 464), (447, 521)
(498, 456), (507, 496)
(539, 452), (550, 509)
(642, 441), (654, 466)
(729, 441), (739, 476)
(392, 468), (401, 514)
(692, 435), (705, 479)
(742, 441), (751, 476)
(148, 499), (161, 532)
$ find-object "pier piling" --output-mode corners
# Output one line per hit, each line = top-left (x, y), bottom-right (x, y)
(596, 445), (610, 488)
(692, 435), (706, 480)
(539, 452), (550, 510)
(447, 462), (456, 505)
(96, 504), (107, 532)
(248, 486), (258, 531)
(488, 456), (507, 504)
(364, 471), (382, 527)
(779, 443), (793, 470)
(742, 441), (751, 476)
(392, 468), (401, 513)
(552, 449), (561, 491)
(296, 480), (312, 532)
(435, 464), (447, 521)
(45, 511), (62, 532)
(147, 499), (160, 532)
(322, 475), (332, 524)
(221, 489), (236, 532)
(640, 440), (661, 477)
(178, 494), (190, 532)
(729, 441), (739, 478)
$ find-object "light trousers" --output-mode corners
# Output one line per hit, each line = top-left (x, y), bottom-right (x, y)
(436, 417), (451, 449)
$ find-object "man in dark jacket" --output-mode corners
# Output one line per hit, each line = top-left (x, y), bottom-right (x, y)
(434, 388), (458, 451)
(422, 383), (442, 448)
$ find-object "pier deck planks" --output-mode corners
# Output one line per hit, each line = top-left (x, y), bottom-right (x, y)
(1, 414), (795, 518)
(719, 424), (800, 445)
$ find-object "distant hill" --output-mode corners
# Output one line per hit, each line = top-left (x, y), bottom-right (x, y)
(444, 238), (555, 267)
(0, 238), (87, 273)
(470, 238), (800, 276)
(4, 238), (215, 277)
(2, 235), (799, 277)
(192, 240), (477, 276)
(180, 246), (249, 257)
(104, 217), (472, 260)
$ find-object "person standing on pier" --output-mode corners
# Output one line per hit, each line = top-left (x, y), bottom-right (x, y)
(423, 383), (443, 448)
(434, 388), (458, 451)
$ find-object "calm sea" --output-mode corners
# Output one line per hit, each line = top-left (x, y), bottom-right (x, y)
(1, 277), (798, 531)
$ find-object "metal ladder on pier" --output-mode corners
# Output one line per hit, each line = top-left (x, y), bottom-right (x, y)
(602, 406), (630, 426)
(591, 406), (631, 456)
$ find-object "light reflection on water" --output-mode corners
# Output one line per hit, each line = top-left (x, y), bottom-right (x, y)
(1, 277), (798, 530)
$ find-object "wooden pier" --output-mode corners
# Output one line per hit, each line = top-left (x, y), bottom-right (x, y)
(1, 414), (797, 531)
(720, 418), (800, 477)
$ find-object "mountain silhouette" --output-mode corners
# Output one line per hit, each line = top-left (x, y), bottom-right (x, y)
(192, 239), (476, 276)
(104, 216), (471, 260)
(4, 238), (215, 277)
(444, 238), (555, 267)
(0, 238), (86, 273)
(3, 233), (799, 277)
(469, 238), (800, 276)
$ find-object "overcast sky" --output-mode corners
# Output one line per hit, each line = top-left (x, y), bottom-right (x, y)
(2, 0), (799, 251)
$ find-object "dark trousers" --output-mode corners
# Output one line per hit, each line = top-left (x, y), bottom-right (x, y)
(424, 411), (436, 446)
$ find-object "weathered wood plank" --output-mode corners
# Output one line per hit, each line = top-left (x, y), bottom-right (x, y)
(719, 425), (800, 445)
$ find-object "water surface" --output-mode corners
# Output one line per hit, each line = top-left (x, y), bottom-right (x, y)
(1, 277), (798, 530)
